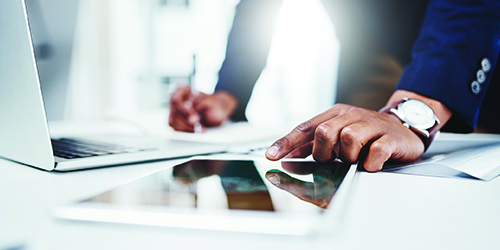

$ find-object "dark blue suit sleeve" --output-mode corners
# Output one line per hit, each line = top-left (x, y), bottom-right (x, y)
(214, 0), (282, 121)
(396, 0), (500, 132)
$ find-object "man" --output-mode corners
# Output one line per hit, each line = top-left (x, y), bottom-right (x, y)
(169, 0), (500, 172)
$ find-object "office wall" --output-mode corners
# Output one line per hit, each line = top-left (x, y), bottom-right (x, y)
(65, 0), (339, 128)
(66, 0), (111, 121)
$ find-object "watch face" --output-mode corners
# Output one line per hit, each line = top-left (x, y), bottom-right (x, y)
(399, 100), (436, 129)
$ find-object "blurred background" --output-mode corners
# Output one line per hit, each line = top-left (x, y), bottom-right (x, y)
(30, 0), (339, 130)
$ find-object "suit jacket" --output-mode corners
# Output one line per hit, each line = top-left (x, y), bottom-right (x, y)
(396, 0), (500, 133)
(215, 0), (500, 133)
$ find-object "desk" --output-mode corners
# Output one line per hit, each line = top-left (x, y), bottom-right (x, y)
(1, 133), (500, 250)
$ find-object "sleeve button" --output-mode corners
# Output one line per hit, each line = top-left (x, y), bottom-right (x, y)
(482, 58), (491, 73)
(477, 69), (486, 84)
(471, 81), (481, 95)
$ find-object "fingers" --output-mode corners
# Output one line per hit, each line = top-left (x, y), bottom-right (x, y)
(280, 161), (318, 175)
(194, 92), (237, 127)
(170, 86), (197, 117)
(169, 112), (195, 132)
(169, 89), (236, 131)
(169, 86), (203, 132)
(361, 128), (424, 171)
(265, 170), (316, 202)
(311, 109), (369, 162)
(362, 135), (394, 172)
(266, 105), (350, 161)
(284, 141), (313, 159)
(312, 166), (337, 206)
(265, 168), (335, 209)
(335, 119), (385, 164)
(195, 96), (227, 127)
(266, 104), (426, 172)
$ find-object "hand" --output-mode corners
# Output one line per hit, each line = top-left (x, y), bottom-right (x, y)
(265, 103), (425, 172)
(193, 91), (238, 128)
(169, 86), (200, 132)
(265, 161), (349, 208)
(169, 86), (238, 132)
(173, 159), (226, 184)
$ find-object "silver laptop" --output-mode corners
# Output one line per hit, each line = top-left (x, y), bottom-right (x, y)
(0, 0), (227, 171)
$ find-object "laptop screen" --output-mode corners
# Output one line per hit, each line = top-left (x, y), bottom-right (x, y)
(25, 0), (79, 121)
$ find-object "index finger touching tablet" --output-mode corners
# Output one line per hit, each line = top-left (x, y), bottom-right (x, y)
(265, 105), (348, 161)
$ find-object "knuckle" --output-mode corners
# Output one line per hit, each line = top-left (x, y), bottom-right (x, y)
(346, 106), (365, 115)
(170, 104), (179, 112)
(178, 85), (189, 92)
(314, 124), (331, 143)
(331, 103), (352, 114)
(275, 136), (293, 151)
(170, 95), (179, 104)
(334, 103), (349, 110)
(340, 126), (359, 146)
(295, 120), (314, 134)
(371, 141), (391, 158)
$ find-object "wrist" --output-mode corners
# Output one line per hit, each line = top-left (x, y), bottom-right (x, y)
(387, 90), (452, 130)
(213, 91), (238, 116)
(380, 95), (442, 151)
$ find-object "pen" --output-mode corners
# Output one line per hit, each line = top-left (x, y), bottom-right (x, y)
(190, 89), (203, 133)
(189, 54), (202, 133)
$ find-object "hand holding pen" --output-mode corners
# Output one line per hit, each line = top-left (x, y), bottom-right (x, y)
(169, 85), (239, 133)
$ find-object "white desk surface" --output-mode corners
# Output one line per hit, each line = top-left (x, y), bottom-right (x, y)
(2, 130), (500, 250)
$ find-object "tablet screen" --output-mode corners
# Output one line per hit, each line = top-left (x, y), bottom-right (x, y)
(81, 160), (351, 214)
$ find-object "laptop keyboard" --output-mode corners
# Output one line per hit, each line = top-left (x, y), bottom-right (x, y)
(51, 138), (152, 159)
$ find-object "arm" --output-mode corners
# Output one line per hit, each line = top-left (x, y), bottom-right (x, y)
(169, 0), (282, 132)
(264, 93), (448, 172)
(396, 0), (500, 132)
(266, 0), (499, 171)
(215, 0), (282, 121)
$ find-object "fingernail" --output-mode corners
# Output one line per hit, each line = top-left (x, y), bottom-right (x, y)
(266, 173), (280, 186)
(266, 146), (279, 158)
(184, 100), (193, 109)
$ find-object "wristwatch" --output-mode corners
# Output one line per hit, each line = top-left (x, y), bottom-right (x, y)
(379, 98), (440, 151)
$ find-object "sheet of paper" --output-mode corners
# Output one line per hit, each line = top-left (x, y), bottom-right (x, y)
(382, 162), (472, 179)
(383, 133), (500, 181)
(169, 122), (289, 145)
(450, 144), (500, 181)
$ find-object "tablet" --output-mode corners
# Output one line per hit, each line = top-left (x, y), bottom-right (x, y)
(52, 159), (357, 236)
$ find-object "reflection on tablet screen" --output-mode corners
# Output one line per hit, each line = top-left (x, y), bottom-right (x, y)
(83, 160), (351, 213)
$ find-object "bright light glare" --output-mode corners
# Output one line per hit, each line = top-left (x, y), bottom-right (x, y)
(246, 0), (339, 129)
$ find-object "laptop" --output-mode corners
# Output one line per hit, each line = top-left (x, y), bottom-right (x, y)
(0, 0), (227, 171)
